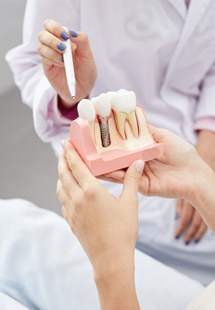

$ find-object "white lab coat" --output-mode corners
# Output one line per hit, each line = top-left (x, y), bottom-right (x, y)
(6, 0), (215, 285)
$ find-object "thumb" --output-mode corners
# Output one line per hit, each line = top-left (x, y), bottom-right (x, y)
(121, 160), (144, 204)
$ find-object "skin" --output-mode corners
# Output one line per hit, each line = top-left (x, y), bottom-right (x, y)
(175, 130), (215, 244)
(38, 18), (215, 242)
(38, 19), (97, 109)
(57, 128), (215, 309)
(57, 141), (143, 310)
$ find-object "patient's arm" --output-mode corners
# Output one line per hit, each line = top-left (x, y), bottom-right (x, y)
(95, 267), (139, 310)
(57, 141), (143, 309)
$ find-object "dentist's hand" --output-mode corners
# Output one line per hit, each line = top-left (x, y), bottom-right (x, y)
(57, 141), (144, 279)
(175, 130), (215, 244)
(104, 127), (202, 203)
(38, 19), (97, 108)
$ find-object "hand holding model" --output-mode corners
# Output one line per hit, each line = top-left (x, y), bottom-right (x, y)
(175, 130), (215, 244)
(38, 19), (97, 108)
(105, 127), (215, 232)
(57, 128), (215, 309)
(57, 141), (143, 309)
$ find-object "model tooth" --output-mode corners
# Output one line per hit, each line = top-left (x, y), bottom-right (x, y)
(111, 89), (138, 139)
(93, 93), (111, 117)
(93, 94), (111, 147)
(77, 99), (96, 121)
(106, 91), (116, 103)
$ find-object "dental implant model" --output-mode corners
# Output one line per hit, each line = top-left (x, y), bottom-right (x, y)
(70, 89), (163, 176)
(93, 94), (111, 147)
(111, 89), (139, 139)
(77, 99), (96, 121)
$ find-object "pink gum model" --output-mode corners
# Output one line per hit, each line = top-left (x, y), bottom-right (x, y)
(70, 105), (163, 176)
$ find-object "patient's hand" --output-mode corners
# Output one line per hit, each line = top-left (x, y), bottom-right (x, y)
(38, 19), (97, 108)
(57, 141), (144, 280)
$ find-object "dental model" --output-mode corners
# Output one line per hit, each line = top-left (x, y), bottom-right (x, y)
(77, 99), (96, 136)
(77, 99), (96, 121)
(70, 90), (163, 176)
(93, 94), (111, 147)
(111, 89), (139, 139)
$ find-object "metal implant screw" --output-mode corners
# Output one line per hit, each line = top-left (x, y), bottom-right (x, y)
(98, 116), (111, 147)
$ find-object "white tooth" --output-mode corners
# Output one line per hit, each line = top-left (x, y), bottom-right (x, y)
(93, 93), (111, 117)
(111, 90), (138, 139)
(111, 89), (136, 114)
(106, 91), (116, 103)
(77, 99), (96, 121)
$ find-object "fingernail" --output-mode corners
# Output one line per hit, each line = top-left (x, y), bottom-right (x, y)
(69, 30), (78, 37)
(57, 42), (66, 51)
(185, 241), (190, 245)
(175, 212), (180, 220)
(61, 56), (64, 63)
(61, 32), (70, 40)
(175, 235), (180, 239)
(194, 239), (200, 244)
(134, 160), (144, 173)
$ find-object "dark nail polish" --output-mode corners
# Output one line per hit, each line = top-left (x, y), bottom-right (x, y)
(69, 30), (78, 38)
(185, 241), (190, 245)
(175, 212), (180, 220)
(57, 42), (66, 52)
(175, 235), (180, 240)
(61, 32), (70, 40)
(194, 239), (200, 244)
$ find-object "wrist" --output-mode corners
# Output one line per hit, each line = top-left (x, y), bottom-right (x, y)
(94, 256), (135, 285)
(186, 160), (215, 231)
(95, 262), (139, 310)
(184, 157), (207, 204)
(197, 130), (215, 171)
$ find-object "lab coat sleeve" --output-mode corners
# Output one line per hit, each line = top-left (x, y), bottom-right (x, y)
(5, 0), (80, 143)
(194, 63), (215, 132)
(186, 281), (215, 310)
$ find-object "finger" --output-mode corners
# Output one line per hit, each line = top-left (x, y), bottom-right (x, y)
(149, 126), (167, 143)
(56, 179), (70, 206)
(38, 30), (69, 54)
(121, 160), (144, 205)
(68, 30), (90, 50)
(58, 151), (81, 194)
(64, 141), (97, 189)
(176, 199), (183, 218)
(184, 211), (203, 244)
(104, 170), (126, 183)
(40, 55), (64, 68)
(98, 175), (122, 183)
(44, 19), (71, 41)
(38, 43), (65, 66)
(175, 201), (194, 238)
(61, 206), (69, 221)
(193, 223), (208, 243)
